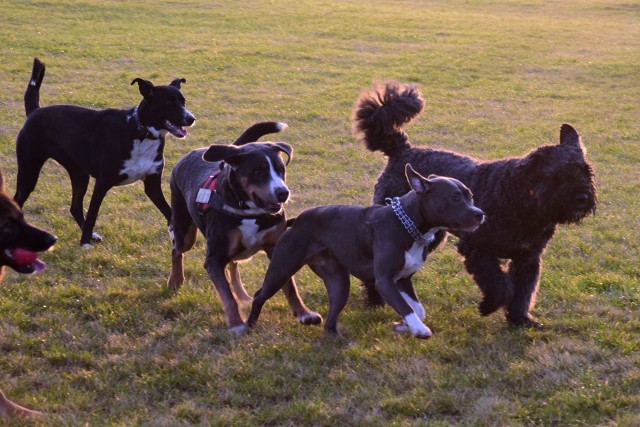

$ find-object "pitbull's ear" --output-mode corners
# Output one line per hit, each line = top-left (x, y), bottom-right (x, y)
(131, 78), (155, 99)
(271, 142), (293, 165)
(202, 145), (241, 163)
(170, 78), (186, 89)
(405, 164), (431, 194)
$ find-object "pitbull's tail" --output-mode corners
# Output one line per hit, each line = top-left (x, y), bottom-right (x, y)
(233, 121), (288, 146)
(24, 57), (46, 117)
(351, 81), (424, 157)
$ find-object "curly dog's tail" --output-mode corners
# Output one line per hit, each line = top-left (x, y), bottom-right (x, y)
(351, 81), (424, 157)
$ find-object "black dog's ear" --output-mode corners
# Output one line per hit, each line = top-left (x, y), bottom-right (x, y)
(131, 78), (155, 99)
(170, 78), (186, 89)
(202, 145), (242, 164)
(559, 123), (586, 154)
(405, 164), (431, 194)
(269, 142), (293, 165)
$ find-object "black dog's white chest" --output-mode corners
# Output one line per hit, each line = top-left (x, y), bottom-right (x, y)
(118, 138), (163, 185)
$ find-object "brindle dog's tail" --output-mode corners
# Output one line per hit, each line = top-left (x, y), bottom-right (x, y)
(233, 121), (288, 146)
(351, 81), (424, 157)
(24, 57), (46, 117)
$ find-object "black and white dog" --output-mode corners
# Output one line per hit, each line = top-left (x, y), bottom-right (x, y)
(14, 57), (195, 247)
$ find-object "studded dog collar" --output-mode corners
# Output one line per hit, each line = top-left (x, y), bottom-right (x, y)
(386, 197), (434, 246)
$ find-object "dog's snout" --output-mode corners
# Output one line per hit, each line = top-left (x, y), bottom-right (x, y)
(275, 187), (289, 203)
(184, 112), (196, 126)
(575, 193), (589, 204)
(473, 208), (486, 223)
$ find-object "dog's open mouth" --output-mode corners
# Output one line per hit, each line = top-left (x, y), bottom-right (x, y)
(164, 120), (188, 138)
(252, 193), (284, 214)
(4, 248), (48, 274)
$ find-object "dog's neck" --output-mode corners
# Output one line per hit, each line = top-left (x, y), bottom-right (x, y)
(387, 193), (446, 246)
(131, 104), (162, 141)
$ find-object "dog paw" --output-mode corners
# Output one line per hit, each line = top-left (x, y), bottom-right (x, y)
(91, 232), (103, 242)
(478, 297), (503, 316)
(403, 313), (433, 339)
(298, 312), (322, 325)
(507, 314), (543, 330)
(81, 243), (92, 250)
(229, 323), (248, 336)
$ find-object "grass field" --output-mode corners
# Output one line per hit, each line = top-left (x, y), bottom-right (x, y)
(0, 0), (638, 425)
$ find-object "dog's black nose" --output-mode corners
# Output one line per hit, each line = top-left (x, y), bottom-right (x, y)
(574, 193), (590, 206)
(184, 114), (195, 126)
(275, 187), (289, 203)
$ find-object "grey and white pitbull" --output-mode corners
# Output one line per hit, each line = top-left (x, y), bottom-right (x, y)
(248, 164), (485, 338)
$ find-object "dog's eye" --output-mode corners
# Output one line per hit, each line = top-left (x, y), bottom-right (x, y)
(253, 169), (264, 176)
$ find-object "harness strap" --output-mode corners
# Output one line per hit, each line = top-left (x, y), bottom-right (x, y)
(196, 170), (222, 213)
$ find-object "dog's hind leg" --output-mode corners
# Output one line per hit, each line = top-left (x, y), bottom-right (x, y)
(505, 256), (543, 329)
(309, 257), (350, 335)
(79, 180), (111, 247)
(167, 184), (197, 291)
(462, 248), (514, 316)
(67, 168), (91, 233)
(226, 261), (253, 305)
(13, 144), (47, 207)
(248, 231), (321, 329)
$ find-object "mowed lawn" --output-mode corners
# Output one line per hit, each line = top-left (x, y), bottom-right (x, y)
(0, 0), (638, 425)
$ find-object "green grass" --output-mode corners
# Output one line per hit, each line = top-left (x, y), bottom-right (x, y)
(0, 0), (638, 425)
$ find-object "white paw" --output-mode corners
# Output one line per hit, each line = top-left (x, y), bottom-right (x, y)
(298, 312), (323, 325)
(81, 243), (92, 250)
(91, 232), (103, 242)
(404, 312), (432, 339)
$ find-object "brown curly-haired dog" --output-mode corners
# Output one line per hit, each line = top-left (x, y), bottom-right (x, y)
(353, 81), (596, 328)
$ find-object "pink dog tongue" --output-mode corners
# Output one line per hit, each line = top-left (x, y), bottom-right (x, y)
(33, 259), (47, 273)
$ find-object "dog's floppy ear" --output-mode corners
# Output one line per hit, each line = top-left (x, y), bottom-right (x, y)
(405, 164), (431, 194)
(268, 142), (293, 165)
(170, 78), (186, 89)
(202, 145), (242, 163)
(131, 78), (155, 99)
(559, 123), (586, 155)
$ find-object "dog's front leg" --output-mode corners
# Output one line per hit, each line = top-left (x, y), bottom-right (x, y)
(143, 173), (172, 224)
(461, 247), (514, 316)
(375, 276), (432, 339)
(396, 277), (426, 320)
(203, 249), (245, 334)
(505, 255), (543, 329)
(226, 261), (253, 305)
(80, 180), (111, 247)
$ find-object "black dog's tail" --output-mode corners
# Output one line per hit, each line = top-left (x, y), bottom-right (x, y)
(351, 81), (424, 157)
(233, 121), (288, 146)
(24, 57), (46, 117)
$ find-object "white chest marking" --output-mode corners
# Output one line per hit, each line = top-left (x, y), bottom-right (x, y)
(394, 227), (447, 281)
(232, 219), (277, 261)
(397, 241), (426, 280)
(119, 138), (163, 185)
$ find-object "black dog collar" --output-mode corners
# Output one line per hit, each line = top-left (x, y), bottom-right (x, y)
(132, 105), (159, 140)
